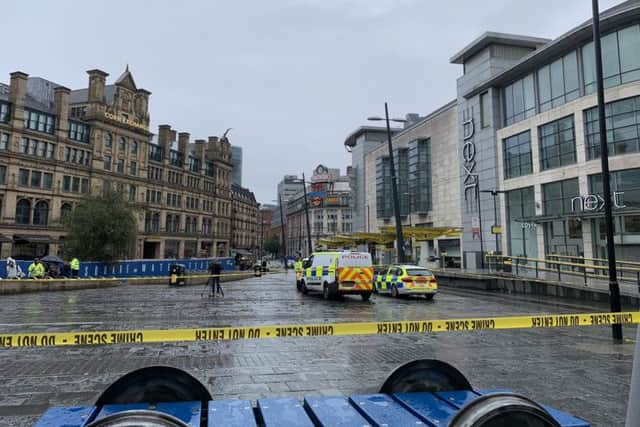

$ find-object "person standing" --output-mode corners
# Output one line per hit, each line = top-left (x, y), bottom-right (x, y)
(6, 257), (23, 279)
(211, 260), (223, 297)
(70, 257), (80, 278)
(28, 258), (45, 279)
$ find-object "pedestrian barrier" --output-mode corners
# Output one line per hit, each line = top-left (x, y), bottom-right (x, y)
(0, 257), (237, 280)
(485, 253), (640, 291)
(1, 310), (636, 349)
(34, 362), (589, 426)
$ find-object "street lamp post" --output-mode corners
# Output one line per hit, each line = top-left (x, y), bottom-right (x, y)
(301, 173), (313, 256)
(480, 190), (506, 253)
(403, 192), (415, 263)
(273, 195), (288, 268)
(592, 0), (622, 341)
(368, 103), (407, 263)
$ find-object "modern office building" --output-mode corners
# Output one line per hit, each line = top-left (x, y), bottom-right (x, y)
(343, 126), (397, 233)
(231, 145), (242, 186)
(451, 0), (640, 265)
(362, 105), (462, 265)
(347, 0), (640, 267)
(0, 67), (236, 259)
(286, 165), (352, 257)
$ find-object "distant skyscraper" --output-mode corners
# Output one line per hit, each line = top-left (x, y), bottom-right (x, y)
(231, 145), (243, 186)
(274, 175), (302, 227)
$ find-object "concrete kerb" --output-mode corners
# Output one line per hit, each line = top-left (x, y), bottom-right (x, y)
(0, 271), (259, 295)
(434, 269), (640, 306)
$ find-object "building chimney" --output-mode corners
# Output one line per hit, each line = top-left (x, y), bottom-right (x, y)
(54, 86), (71, 136)
(178, 132), (190, 170)
(86, 69), (109, 104)
(9, 71), (28, 128)
(194, 139), (207, 167)
(158, 124), (173, 162)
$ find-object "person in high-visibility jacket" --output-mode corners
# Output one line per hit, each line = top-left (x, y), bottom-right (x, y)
(294, 258), (304, 289)
(28, 258), (45, 279)
(70, 257), (80, 278)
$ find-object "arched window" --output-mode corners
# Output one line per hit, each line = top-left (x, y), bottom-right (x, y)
(60, 203), (72, 220)
(119, 137), (126, 153)
(104, 133), (113, 149)
(15, 199), (31, 224)
(166, 214), (173, 232)
(152, 213), (160, 233)
(33, 200), (49, 225)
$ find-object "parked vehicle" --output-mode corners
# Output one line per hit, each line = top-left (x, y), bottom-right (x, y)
(298, 251), (373, 301)
(374, 264), (438, 300)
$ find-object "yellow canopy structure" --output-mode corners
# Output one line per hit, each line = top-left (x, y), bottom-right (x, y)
(315, 227), (462, 249)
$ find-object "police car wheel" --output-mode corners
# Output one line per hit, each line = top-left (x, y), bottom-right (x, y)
(323, 284), (330, 300)
(425, 294), (434, 301)
(391, 285), (399, 298)
(361, 292), (371, 301)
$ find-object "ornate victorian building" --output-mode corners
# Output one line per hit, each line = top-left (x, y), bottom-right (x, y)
(0, 67), (234, 259)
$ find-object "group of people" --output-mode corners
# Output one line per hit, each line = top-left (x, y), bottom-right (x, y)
(5, 257), (80, 279)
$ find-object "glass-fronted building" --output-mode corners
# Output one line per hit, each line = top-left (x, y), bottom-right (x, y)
(451, 0), (640, 264)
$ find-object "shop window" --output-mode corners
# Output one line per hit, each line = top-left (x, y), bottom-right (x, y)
(624, 215), (640, 233)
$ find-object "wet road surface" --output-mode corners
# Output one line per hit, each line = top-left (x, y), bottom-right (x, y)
(0, 272), (635, 426)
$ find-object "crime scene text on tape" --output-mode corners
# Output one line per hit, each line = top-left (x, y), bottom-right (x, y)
(0, 311), (637, 349)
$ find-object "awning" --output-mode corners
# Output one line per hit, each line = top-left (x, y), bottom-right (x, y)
(0, 234), (11, 243)
(13, 234), (56, 244)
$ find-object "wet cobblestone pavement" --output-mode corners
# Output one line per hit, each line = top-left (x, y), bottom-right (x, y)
(0, 272), (636, 426)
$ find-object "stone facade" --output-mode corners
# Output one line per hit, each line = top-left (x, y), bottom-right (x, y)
(363, 104), (461, 265)
(286, 165), (353, 258)
(0, 68), (237, 260)
(231, 184), (259, 253)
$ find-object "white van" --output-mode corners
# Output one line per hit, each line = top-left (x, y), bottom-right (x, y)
(298, 251), (373, 300)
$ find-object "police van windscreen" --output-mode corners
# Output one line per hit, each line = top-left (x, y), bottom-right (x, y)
(338, 253), (372, 267)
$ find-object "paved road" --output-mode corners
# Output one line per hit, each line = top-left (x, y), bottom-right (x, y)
(0, 272), (636, 426)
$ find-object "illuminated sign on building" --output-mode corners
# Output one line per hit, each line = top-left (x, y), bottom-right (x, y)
(570, 192), (626, 212)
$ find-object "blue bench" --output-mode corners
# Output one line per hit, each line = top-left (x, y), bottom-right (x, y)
(34, 389), (589, 426)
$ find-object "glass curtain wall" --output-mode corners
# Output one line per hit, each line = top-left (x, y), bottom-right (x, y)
(408, 139), (431, 212)
(506, 187), (538, 258)
(585, 95), (640, 159)
(542, 178), (582, 256)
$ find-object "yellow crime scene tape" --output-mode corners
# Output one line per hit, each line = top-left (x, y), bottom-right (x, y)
(0, 311), (637, 349)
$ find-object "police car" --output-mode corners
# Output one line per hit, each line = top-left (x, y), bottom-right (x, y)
(374, 265), (438, 300)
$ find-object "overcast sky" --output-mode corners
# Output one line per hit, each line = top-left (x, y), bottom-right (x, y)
(2, 0), (622, 203)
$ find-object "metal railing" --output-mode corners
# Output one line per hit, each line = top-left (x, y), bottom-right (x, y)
(485, 253), (640, 293)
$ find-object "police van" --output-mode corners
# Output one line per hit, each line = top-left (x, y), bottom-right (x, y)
(298, 251), (373, 300)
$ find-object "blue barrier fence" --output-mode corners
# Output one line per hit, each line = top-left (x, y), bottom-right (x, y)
(0, 258), (235, 279)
